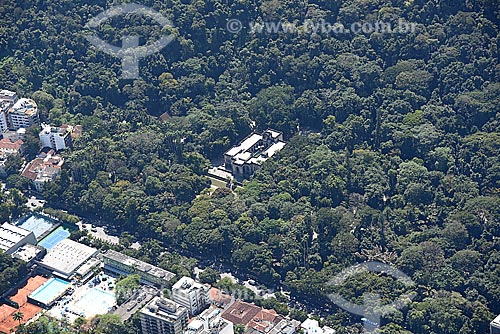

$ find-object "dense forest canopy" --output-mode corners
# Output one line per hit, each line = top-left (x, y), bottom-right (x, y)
(1, 0), (500, 333)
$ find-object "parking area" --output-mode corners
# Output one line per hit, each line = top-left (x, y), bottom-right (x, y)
(76, 222), (120, 245)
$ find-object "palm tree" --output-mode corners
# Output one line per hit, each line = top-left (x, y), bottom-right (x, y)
(12, 310), (24, 327)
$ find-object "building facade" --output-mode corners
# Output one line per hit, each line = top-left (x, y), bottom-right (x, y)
(0, 223), (37, 255)
(103, 250), (176, 287)
(0, 137), (23, 156)
(0, 89), (18, 133)
(39, 124), (74, 151)
(8, 98), (39, 130)
(172, 276), (210, 315)
(140, 297), (189, 334)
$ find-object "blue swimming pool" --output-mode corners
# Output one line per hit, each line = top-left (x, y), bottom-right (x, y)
(38, 226), (71, 249)
(29, 277), (70, 306)
(73, 288), (116, 316)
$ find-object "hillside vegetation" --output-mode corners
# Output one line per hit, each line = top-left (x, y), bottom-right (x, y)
(1, 0), (500, 333)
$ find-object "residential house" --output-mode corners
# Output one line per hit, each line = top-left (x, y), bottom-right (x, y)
(21, 151), (64, 192)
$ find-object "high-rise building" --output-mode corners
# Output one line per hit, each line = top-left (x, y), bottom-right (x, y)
(491, 314), (500, 334)
(0, 89), (17, 133)
(8, 98), (39, 130)
(172, 276), (210, 316)
(140, 297), (189, 334)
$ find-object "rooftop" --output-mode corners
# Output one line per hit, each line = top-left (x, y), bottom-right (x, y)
(209, 287), (233, 308)
(10, 98), (38, 116)
(222, 300), (285, 333)
(0, 223), (34, 253)
(221, 300), (261, 326)
(0, 89), (17, 98)
(224, 129), (286, 170)
(21, 153), (64, 181)
(187, 307), (231, 334)
(225, 133), (263, 157)
(104, 250), (176, 281)
(0, 138), (23, 152)
(113, 285), (159, 321)
(141, 297), (187, 320)
(492, 314), (500, 328)
(40, 123), (73, 137)
(12, 244), (45, 263)
(173, 276), (208, 293)
(40, 239), (98, 277)
(267, 319), (301, 334)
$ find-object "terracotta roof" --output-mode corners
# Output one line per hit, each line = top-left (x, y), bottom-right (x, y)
(159, 111), (171, 121)
(210, 287), (233, 308)
(248, 309), (282, 332)
(0, 138), (23, 151)
(221, 300), (282, 332)
(21, 155), (63, 181)
(22, 158), (44, 180)
(222, 300), (261, 326)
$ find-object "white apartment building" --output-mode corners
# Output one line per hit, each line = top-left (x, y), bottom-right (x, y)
(8, 98), (39, 130)
(140, 297), (189, 334)
(172, 277), (210, 316)
(0, 90), (18, 133)
(186, 307), (234, 334)
(39, 123), (74, 151)
(0, 110), (8, 133)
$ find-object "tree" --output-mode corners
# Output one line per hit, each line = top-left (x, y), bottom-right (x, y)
(234, 324), (246, 334)
(199, 268), (220, 285)
(12, 310), (23, 327)
(115, 274), (140, 305)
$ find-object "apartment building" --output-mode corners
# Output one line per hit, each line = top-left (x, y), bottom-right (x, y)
(186, 307), (234, 334)
(39, 123), (74, 151)
(0, 89), (18, 133)
(172, 276), (210, 316)
(8, 98), (39, 130)
(140, 297), (189, 334)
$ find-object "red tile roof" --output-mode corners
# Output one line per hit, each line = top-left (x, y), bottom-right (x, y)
(0, 138), (23, 152)
(210, 287), (233, 308)
(221, 300), (283, 332)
